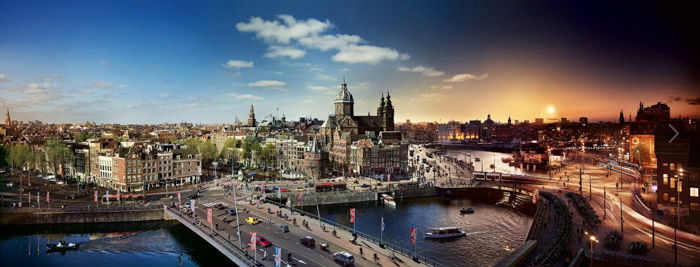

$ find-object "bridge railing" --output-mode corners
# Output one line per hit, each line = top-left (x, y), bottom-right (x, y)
(166, 206), (259, 267)
(1, 204), (164, 213)
(263, 199), (441, 267)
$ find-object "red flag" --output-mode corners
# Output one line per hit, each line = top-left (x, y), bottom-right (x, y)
(297, 192), (303, 204)
(388, 173), (392, 183)
(409, 228), (417, 244)
(46, 191), (50, 203)
(250, 232), (257, 250)
(207, 208), (213, 224)
(261, 184), (265, 194)
(349, 208), (356, 223)
(94, 190), (98, 202)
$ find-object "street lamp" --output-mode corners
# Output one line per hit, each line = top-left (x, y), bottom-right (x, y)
(588, 235), (598, 267)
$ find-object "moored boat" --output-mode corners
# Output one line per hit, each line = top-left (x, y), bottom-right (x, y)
(424, 227), (466, 239)
(46, 241), (79, 251)
(381, 194), (396, 207)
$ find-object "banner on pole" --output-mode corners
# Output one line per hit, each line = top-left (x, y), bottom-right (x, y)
(261, 184), (265, 194)
(207, 208), (213, 224)
(46, 191), (50, 203)
(106, 190), (110, 204)
(349, 208), (356, 223)
(381, 217), (385, 232)
(409, 228), (417, 244)
(117, 190), (120, 202)
(94, 190), (98, 202)
(297, 192), (303, 205)
(177, 192), (181, 203)
(250, 232), (257, 250)
(190, 199), (196, 214)
(274, 247), (281, 267)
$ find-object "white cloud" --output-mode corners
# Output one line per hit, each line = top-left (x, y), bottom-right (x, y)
(236, 15), (409, 64)
(440, 85), (453, 90)
(331, 45), (402, 64)
(118, 83), (127, 89)
(419, 92), (447, 102)
(228, 93), (263, 100)
(247, 80), (287, 87)
(224, 60), (254, 69)
(0, 74), (10, 82)
(398, 65), (444, 77)
(315, 74), (335, 81)
(307, 85), (330, 91)
(443, 73), (489, 82)
(264, 46), (306, 59)
(85, 81), (114, 88)
(236, 15), (330, 44)
(159, 93), (172, 98)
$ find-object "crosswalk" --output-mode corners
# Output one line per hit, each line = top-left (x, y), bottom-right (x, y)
(202, 202), (228, 208)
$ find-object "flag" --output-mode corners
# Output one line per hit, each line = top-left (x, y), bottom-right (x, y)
(277, 188), (281, 199)
(190, 199), (196, 214)
(297, 192), (303, 205)
(207, 208), (213, 224)
(250, 232), (257, 250)
(46, 191), (50, 203)
(37, 192), (40, 206)
(117, 190), (120, 201)
(388, 173), (392, 183)
(349, 208), (356, 223)
(381, 217), (385, 232)
(409, 228), (417, 244)
(106, 190), (110, 204)
(177, 192), (181, 203)
(94, 190), (98, 202)
(261, 184), (265, 194)
(274, 247), (281, 267)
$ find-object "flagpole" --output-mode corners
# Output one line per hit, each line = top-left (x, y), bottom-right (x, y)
(233, 185), (242, 249)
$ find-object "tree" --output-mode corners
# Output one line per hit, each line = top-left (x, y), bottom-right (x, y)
(200, 140), (217, 164)
(43, 139), (72, 176)
(219, 138), (241, 164)
(259, 143), (277, 168)
(73, 132), (96, 142)
(241, 138), (260, 167)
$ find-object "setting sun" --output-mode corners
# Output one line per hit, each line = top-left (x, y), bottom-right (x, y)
(546, 105), (556, 114)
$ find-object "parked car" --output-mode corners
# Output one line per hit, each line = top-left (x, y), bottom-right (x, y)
(333, 251), (355, 265)
(360, 184), (371, 188)
(245, 216), (260, 225)
(628, 241), (648, 255)
(279, 224), (289, 233)
(280, 188), (289, 192)
(300, 236), (315, 247)
(5, 182), (14, 187)
(225, 209), (237, 215)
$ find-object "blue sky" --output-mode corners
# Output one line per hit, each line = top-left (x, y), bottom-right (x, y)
(1, 0), (698, 124)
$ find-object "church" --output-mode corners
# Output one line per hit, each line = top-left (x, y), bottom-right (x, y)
(320, 79), (399, 173)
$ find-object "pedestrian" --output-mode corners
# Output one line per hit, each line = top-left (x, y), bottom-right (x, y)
(360, 247), (363, 256)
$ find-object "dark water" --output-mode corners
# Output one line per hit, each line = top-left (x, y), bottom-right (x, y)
(0, 221), (229, 267)
(310, 196), (533, 267)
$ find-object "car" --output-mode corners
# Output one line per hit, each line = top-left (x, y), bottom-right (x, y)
(225, 209), (237, 215)
(306, 183), (315, 188)
(188, 194), (199, 199)
(279, 224), (289, 233)
(280, 188), (290, 192)
(254, 235), (272, 247)
(333, 251), (355, 265)
(245, 216), (260, 225)
(360, 184), (371, 188)
(300, 236), (315, 247)
(215, 203), (227, 210)
(5, 182), (14, 187)
(628, 241), (648, 255)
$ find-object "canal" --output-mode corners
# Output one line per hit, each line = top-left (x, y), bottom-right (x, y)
(310, 195), (534, 267)
(0, 221), (229, 267)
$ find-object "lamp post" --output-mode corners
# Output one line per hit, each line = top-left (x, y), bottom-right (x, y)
(589, 235), (598, 267)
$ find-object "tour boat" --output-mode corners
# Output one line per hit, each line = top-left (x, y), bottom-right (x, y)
(381, 194), (397, 207)
(501, 157), (512, 163)
(424, 227), (466, 239)
(46, 241), (79, 251)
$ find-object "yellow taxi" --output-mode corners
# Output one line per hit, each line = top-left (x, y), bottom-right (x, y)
(245, 216), (260, 225)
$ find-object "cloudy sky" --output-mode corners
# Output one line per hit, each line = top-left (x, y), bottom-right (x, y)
(1, 0), (698, 124)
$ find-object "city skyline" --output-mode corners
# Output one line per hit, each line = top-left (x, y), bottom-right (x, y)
(1, 0), (699, 124)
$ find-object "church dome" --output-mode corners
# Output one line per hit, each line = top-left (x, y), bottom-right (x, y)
(335, 80), (354, 103)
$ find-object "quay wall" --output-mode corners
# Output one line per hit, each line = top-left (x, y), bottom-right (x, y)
(0, 207), (164, 225)
(296, 191), (377, 207)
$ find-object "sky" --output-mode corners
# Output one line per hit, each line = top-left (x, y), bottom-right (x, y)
(1, 0), (698, 124)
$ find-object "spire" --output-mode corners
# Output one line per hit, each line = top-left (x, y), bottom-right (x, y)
(385, 91), (392, 107)
(335, 78), (353, 103)
(247, 104), (256, 127)
(4, 108), (11, 126)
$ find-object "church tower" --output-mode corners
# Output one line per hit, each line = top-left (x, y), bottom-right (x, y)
(382, 92), (395, 131)
(377, 93), (385, 117)
(4, 108), (11, 127)
(619, 110), (625, 124)
(247, 104), (256, 127)
(334, 79), (354, 117)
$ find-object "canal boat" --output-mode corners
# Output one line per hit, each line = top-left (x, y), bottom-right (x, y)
(46, 241), (79, 251)
(424, 227), (466, 239)
(381, 194), (397, 207)
(460, 207), (474, 214)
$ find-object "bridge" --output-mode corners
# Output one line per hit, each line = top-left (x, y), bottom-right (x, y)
(164, 206), (259, 266)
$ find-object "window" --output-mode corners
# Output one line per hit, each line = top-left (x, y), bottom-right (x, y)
(671, 197), (676, 203)
(670, 163), (675, 170)
(663, 193), (669, 201)
(670, 178), (675, 188)
(663, 174), (668, 184)
(691, 187), (699, 198)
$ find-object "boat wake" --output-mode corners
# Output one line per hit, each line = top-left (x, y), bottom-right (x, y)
(78, 230), (185, 253)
